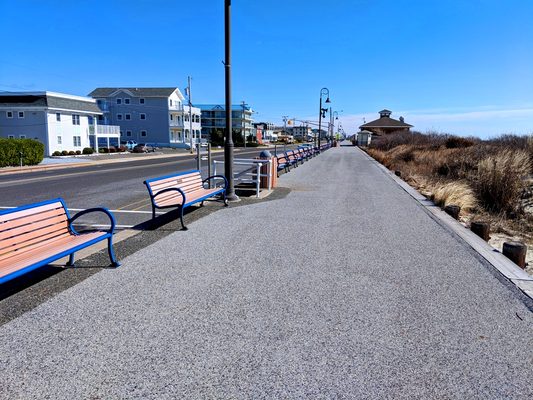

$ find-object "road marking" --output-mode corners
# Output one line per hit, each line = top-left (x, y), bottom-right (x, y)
(73, 224), (136, 229)
(117, 198), (150, 210)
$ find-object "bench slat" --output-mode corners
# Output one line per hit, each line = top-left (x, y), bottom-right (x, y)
(0, 223), (70, 255)
(0, 207), (66, 234)
(0, 214), (68, 242)
(0, 231), (71, 262)
(0, 232), (106, 278)
(147, 174), (201, 190)
(0, 201), (64, 224)
(149, 177), (203, 193)
(156, 188), (221, 208)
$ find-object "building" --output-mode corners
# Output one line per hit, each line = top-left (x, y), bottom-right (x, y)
(356, 130), (373, 147)
(0, 91), (119, 156)
(291, 125), (313, 141)
(198, 104), (254, 144)
(254, 122), (275, 143)
(359, 109), (413, 135)
(88, 87), (201, 149)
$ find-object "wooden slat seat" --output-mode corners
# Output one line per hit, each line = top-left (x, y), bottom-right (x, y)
(276, 153), (290, 176)
(0, 198), (120, 285)
(144, 170), (228, 230)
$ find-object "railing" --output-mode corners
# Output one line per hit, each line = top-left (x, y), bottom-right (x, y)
(89, 125), (120, 135)
(212, 158), (272, 198)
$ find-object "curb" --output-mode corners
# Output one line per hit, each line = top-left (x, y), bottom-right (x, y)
(356, 147), (533, 303)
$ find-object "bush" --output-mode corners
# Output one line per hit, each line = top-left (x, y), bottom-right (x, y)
(118, 145), (127, 152)
(0, 138), (45, 167)
(68, 151), (76, 155)
(473, 149), (531, 214)
(109, 147), (116, 153)
(444, 136), (476, 149)
(52, 151), (61, 156)
(61, 150), (69, 156)
(75, 150), (81, 155)
(99, 147), (108, 153)
(82, 147), (94, 155)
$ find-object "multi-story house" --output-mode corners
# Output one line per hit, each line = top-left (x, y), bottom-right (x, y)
(291, 125), (313, 141)
(198, 104), (254, 144)
(254, 122), (275, 143)
(88, 87), (201, 148)
(0, 91), (120, 156)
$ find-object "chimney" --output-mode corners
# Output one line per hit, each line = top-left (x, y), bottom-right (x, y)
(399, 116), (405, 123)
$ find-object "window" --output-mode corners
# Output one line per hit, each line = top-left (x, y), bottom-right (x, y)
(57, 136), (62, 144)
(120, 131), (123, 136)
(72, 114), (80, 125)
(124, 98), (130, 105)
(19, 135), (26, 139)
(98, 115), (103, 121)
(141, 130), (147, 137)
(140, 113), (146, 120)
(170, 114), (173, 121)
(125, 113), (131, 120)
(126, 130), (132, 137)
(169, 99), (173, 107)
(73, 136), (81, 146)
(139, 98), (145, 104)
(116, 98), (122, 104)
(56, 113), (61, 122)
(18, 111), (24, 118)
(6, 111), (13, 118)
(117, 114), (123, 120)
(8, 135), (14, 139)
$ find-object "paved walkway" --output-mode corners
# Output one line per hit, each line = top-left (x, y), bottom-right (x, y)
(1, 147), (532, 399)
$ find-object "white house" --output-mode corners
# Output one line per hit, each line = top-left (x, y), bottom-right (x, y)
(0, 91), (120, 156)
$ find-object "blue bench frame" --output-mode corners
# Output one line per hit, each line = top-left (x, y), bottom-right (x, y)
(0, 198), (120, 285)
(144, 170), (228, 230)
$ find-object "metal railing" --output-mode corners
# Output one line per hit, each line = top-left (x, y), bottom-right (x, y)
(212, 158), (272, 198)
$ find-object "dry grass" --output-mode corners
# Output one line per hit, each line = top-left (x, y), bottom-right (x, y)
(474, 149), (531, 214)
(431, 181), (478, 212)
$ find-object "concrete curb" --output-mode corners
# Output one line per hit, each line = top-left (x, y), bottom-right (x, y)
(356, 146), (533, 302)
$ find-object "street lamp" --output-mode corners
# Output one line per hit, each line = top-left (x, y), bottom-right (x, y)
(317, 88), (330, 149)
(224, 0), (238, 201)
(331, 110), (340, 144)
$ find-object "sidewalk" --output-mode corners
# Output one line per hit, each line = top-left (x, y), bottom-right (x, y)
(1, 147), (532, 399)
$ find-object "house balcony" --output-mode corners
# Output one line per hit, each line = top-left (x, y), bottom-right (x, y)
(89, 124), (120, 135)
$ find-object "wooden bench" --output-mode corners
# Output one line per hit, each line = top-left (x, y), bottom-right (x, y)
(144, 170), (228, 230)
(0, 198), (119, 285)
(276, 153), (291, 176)
(285, 150), (301, 167)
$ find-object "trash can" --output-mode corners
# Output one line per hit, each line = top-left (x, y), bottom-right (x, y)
(259, 150), (277, 189)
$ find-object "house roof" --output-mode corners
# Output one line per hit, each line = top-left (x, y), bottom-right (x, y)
(360, 116), (413, 129)
(88, 87), (179, 98)
(0, 92), (102, 114)
(197, 104), (253, 112)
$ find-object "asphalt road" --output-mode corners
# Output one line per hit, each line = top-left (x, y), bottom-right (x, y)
(0, 146), (531, 399)
(0, 147), (288, 227)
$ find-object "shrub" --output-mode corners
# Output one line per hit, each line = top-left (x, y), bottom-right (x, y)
(109, 147), (116, 153)
(61, 150), (69, 156)
(75, 150), (81, 155)
(52, 151), (61, 156)
(473, 149), (532, 214)
(0, 138), (45, 167)
(118, 145), (127, 152)
(444, 136), (476, 149)
(82, 147), (94, 155)
(99, 147), (108, 153)
(431, 181), (478, 213)
(68, 151), (76, 155)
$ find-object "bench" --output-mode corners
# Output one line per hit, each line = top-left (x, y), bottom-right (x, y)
(144, 170), (228, 230)
(276, 153), (291, 176)
(285, 150), (301, 167)
(0, 198), (119, 285)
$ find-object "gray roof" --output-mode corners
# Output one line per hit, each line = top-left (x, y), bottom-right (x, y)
(0, 93), (101, 114)
(88, 87), (178, 97)
(360, 116), (413, 129)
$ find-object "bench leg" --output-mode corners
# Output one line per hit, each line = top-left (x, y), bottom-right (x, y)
(201, 201), (205, 207)
(179, 206), (188, 230)
(223, 191), (228, 206)
(67, 253), (75, 267)
(108, 237), (121, 268)
(151, 205), (156, 220)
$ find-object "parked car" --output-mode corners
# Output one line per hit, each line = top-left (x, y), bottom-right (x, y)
(120, 140), (138, 151)
(132, 143), (156, 153)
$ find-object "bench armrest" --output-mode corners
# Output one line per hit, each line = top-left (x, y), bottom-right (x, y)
(153, 187), (187, 205)
(202, 175), (228, 190)
(69, 207), (117, 235)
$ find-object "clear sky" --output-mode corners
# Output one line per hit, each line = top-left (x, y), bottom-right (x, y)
(1, 0), (532, 138)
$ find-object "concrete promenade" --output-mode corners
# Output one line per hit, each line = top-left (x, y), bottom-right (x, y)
(1, 146), (532, 399)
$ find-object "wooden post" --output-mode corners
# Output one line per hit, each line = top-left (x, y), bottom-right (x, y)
(394, 170), (402, 177)
(444, 204), (461, 220)
(470, 221), (490, 241)
(502, 241), (527, 269)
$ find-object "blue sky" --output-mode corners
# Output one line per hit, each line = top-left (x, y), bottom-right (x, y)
(1, 0), (532, 138)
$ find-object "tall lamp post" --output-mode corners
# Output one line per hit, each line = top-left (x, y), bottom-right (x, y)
(224, 0), (238, 201)
(317, 88), (330, 149)
(331, 110), (339, 143)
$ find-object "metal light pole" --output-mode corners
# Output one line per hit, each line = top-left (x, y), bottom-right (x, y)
(241, 101), (247, 148)
(332, 110), (340, 144)
(317, 88), (330, 149)
(224, 0), (238, 200)
(187, 76), (194, 154)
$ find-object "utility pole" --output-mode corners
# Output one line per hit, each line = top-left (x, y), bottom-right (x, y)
(187, 76), (194, 154)
(241, 100), (247, 148)
(224, 0), (238, 201)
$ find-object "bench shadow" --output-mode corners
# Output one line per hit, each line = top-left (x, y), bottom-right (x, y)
(0, 266), (65, 301)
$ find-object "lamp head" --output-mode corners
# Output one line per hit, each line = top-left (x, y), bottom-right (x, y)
(325, 97), (331, 104)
